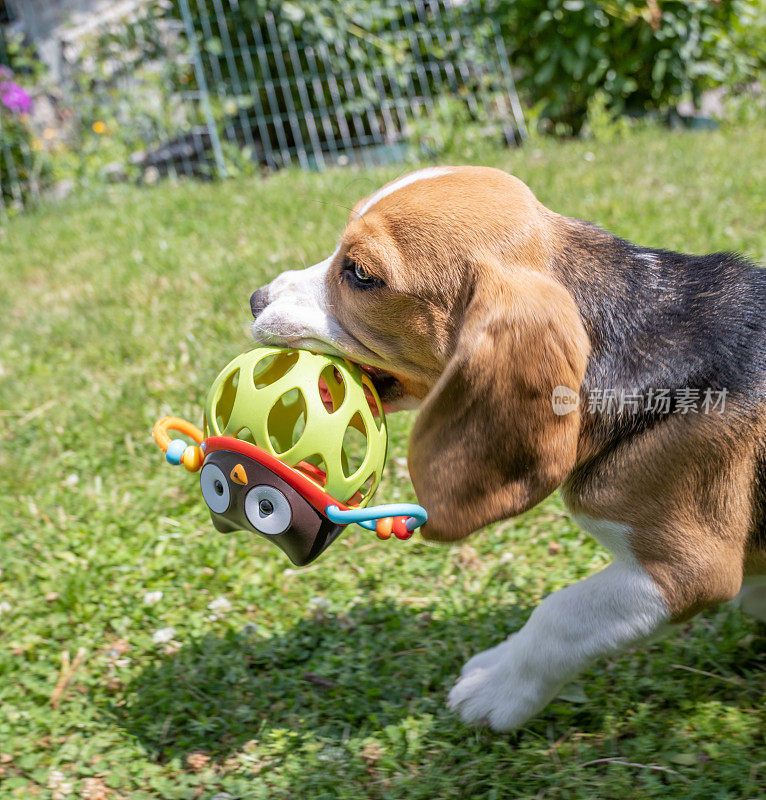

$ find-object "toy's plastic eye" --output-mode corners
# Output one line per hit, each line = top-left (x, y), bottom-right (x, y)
(200, 463), (231, 514)
(244, 485), (292, 535)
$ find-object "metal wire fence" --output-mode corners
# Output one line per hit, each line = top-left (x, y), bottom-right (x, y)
(178, 0), (526, 174)
(1, 0), (525, 214)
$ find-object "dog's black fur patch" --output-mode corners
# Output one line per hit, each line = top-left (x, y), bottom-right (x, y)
(556, 223), (764, 411)
(554, 220), (765, 544)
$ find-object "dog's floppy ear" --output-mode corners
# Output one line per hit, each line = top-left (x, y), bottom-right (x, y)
(408, 265), (590, 541)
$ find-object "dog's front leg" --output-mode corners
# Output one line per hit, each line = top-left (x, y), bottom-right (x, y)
(448, 561), (669, 730)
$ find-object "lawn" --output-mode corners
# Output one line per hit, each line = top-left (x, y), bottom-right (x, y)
(0, 123), (764, 800)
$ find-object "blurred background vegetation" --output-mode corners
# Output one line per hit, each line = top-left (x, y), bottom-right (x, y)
(0, 0), (764, 215)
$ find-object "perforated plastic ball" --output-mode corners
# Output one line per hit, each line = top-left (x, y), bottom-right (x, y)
(203, 347), (387, 505)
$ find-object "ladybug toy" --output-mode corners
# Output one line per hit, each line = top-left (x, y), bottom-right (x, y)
(153, 347), (426, 566)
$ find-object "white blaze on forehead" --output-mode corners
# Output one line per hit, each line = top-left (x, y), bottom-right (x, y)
(354, 166), (453, 218)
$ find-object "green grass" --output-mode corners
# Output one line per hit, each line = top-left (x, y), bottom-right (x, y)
(1, 124), (764, 800)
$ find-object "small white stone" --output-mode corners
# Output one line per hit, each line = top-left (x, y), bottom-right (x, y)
(143, 591), (163, 606)
(0, 601), (11, 614)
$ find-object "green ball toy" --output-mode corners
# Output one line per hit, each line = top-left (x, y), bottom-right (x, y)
(154, 345), (427, 564)
(203, 347), (388, 505)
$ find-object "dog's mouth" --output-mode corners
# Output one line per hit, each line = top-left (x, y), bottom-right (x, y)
(358, 364), (407, 410)
(249, 322), (409, 410)
(316, 361), (405, 414)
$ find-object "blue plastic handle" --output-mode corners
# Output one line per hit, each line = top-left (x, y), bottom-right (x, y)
(325, 503), (427, 532)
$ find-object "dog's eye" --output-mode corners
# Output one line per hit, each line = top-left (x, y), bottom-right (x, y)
(343, 256), (382, 289)
(354, 263), (374, 283)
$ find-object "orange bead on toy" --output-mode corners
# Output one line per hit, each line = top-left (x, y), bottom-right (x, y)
(181, 445), (203, 471)
(376, 516), (393, 540)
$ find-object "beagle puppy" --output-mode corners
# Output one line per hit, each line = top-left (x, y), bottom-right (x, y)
(249, 166), (766, 731)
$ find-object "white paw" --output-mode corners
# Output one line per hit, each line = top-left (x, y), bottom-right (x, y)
(447, 639), (556, 731)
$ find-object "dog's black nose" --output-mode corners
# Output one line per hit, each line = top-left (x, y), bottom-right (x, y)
(250, 288), (269, 318)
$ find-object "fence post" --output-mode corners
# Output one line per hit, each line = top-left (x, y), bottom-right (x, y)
(178, 0), (227, 178)
(492, 18), (527, 142)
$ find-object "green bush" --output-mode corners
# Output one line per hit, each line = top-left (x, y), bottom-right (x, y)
(498, 0), (766, 134)
(175, 0), (766, 143)
(53, 0), (766, 188)
(0, 103), (34, 211)
(60, 0), (199, 183)
(0, 37), (49, 213)
(4, 0), (765, 214)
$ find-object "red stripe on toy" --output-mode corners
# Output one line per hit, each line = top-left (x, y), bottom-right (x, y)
(203, 436), (351, 516)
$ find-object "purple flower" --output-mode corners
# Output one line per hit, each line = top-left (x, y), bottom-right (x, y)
(0, 81), (33, 114)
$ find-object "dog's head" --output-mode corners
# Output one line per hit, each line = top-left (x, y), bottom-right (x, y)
(251, 167), (590, 540)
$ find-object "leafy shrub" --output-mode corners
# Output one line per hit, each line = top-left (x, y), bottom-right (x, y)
(498, 0), (766, 135)
(60, 1), (192, 182)
(4, 0), (765, 214)
(0, 56), (47, 212)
